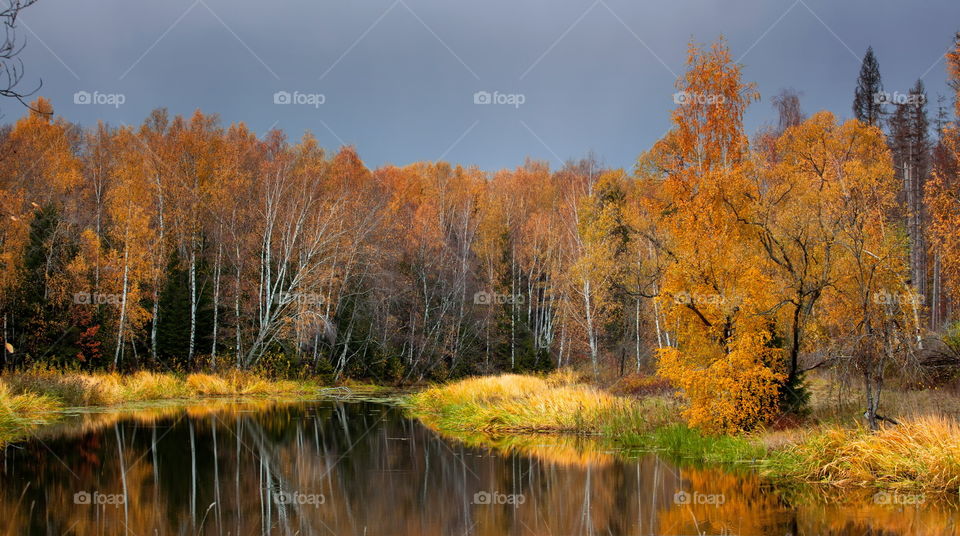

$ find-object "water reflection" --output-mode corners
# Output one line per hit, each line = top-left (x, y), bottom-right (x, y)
(0, 401), (957, 535)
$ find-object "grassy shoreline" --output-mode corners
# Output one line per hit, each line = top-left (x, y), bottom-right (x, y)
(5, 369), (957, 493)
(0, 370), (326, 445)
(406, 372), (960, 493)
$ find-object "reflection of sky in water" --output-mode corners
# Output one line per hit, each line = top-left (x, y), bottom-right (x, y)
(0, 400), (956, 535)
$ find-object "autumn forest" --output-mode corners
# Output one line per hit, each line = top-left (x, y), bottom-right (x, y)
(0, 34), (957, 437)
(2, 0), (960, 531)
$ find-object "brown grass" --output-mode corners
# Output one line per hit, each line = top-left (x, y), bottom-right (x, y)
(186, 370), (305, 396)
(0, 383), (62, 444)
(410, 371), (960, 492)
(408, 371), (673, 434)
(767, 415), (960, 491)
(0, 370), (321, 446)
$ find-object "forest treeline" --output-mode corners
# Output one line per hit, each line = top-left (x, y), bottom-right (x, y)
(1, 36), (959, 431)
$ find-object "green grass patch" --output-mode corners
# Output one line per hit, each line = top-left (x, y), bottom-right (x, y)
(616, 423), (767, 465)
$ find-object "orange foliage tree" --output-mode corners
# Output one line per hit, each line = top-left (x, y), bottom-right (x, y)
(636, 40), (783, 433)
(926, 34), (960, 305)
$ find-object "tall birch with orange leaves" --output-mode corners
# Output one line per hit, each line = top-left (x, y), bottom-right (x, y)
(378, 161), (484, 379)
(135, 109), (177, 362)
(105, 127), (159, 368)
(637, 40), (783, 433)
(512, 162), (570, 369)
(476, 161), (568, 372)
(926, 33), (960, 306)
(0, 97), (80, 290)
(209, 122), (262, 365)
(0, 98), (81, 367)
(741, 111), (896, 411)
(169, 111), (223, 365)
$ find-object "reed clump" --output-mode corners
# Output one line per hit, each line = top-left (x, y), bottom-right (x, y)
(767, 415), (960, 492)
(0, 383), (62, 444)
(408, 371), (668, 434)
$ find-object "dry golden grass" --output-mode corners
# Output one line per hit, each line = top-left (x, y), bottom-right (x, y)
(411, 372), (960, 492)
(769, 415), (960, 491)
(4, 371), (126, 406)
(186, 370), (304, 396)
(416, 374), (552, 405)
(0, 383), (62, 444)
(0, 369), (321, 447)
(4, 370), (197, 406)
(124, 371), (192, 400)
(3, 369), (315, 407)
(408, 371), (666, 434)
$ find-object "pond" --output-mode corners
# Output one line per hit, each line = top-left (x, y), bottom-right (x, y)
(1, 399), (957, 535)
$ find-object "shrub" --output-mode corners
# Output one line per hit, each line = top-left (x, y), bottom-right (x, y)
(657, 333), (785, 434)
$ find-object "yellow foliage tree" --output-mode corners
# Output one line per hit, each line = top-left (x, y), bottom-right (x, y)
(637, 39), (784, 433)
(571, 170), (629, 376)
(926, 33), (960, 305)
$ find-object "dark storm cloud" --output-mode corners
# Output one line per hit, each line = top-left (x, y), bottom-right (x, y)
(12, 0), (960, 171)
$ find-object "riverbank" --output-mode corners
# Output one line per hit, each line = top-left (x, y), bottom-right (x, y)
(406, 372), (960, 493)
(0, 370), (326, 445)
(7, 369), (958, 492)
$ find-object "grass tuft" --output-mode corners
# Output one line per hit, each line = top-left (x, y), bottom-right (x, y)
(408, 372), (646, 434)
(187, 370), (306, 396)
(0, 383), (62, 444)
(766, 415), (960, 491)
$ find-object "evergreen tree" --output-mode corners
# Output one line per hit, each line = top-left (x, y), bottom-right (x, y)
(17, 204), (78, 363)
(853, 46), (885, 127)
(154, 249), (214, 366)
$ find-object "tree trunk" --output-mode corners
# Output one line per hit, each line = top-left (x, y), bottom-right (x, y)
(212, 241), (222, 366)
(113, 225), (131, 371)
(583, 278), (599, 377)
(188, 243), (197, 366)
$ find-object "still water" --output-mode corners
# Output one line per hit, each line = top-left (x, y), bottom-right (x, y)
(1, 399), (957, 535)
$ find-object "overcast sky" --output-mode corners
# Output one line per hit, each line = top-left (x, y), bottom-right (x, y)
(10, 0), (960, 171)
